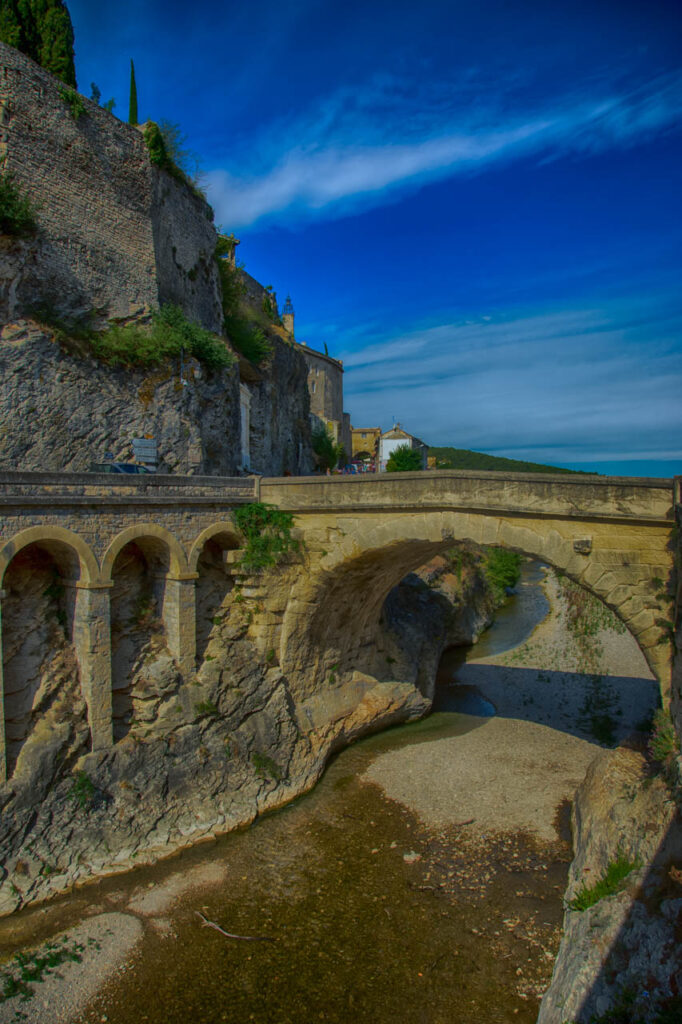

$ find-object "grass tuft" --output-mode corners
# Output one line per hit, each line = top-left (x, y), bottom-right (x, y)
(569, 853), (641, 911)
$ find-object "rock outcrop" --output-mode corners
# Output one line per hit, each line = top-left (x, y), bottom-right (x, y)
(376, 551), (496, 697)
(0, 319), (312, 475)
(0, 548), (494, 916)
(538, 747), (682, 1023)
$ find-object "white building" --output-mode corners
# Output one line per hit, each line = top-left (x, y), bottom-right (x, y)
(378, 424), (428, 472)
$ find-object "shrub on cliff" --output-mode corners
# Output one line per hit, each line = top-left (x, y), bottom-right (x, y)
(0, 173), (37, 236)
(89, 305), (234, 372)
(215, 235), (273, 365)
(232, 502), (299, 571)
(144, 120), (208, 203)
(39, 303), (235, 372)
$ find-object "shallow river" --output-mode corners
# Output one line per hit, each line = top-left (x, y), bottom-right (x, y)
(4, 561), (573, 1024)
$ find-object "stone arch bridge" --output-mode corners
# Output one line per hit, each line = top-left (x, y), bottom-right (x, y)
(0, 469), (675, 781)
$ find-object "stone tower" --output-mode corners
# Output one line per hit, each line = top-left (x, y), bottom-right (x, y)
(282, 295), (295, 337)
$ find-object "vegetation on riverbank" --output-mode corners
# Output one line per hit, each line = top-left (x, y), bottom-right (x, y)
(569, 852), (641, 911)
(483, 547), (522, 603)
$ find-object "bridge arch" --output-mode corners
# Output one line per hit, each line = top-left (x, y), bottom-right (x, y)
(188, 522), (241, 574)
(279, 509), (670, 700)
(0, 527), (100, 779)
(101, 524), (189, 583)
(0, 526), (98, 586)
(190, 523), (241, 666)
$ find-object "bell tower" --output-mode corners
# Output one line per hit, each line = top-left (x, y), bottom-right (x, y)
(282, 295), (295, 337)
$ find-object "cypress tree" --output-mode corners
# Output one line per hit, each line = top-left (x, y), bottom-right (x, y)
(0, 0), (35, 59)
(128, 58), (138, 125)
(35, 0), (76, 86)
(0, 0), (76, 87)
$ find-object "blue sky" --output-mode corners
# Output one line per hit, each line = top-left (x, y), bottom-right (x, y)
(69, 0), (682, 476)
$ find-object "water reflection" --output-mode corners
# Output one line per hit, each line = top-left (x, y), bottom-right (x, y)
(434, 559), (549, 716)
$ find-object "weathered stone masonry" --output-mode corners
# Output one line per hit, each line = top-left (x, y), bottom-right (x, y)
(0, 469), (674, 783)
(0, 40), (222, 329)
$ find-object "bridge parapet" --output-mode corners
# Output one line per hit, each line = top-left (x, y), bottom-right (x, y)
(261, 470), (673, 523)
(0, 471), (257, 504)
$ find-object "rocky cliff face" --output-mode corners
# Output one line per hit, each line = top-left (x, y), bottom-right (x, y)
(538, 503), (682, 1023)
(538, 747), (682, 1023)
(0, 550), (494, 916)
(248, 332), (314, 476)
(0, 320), (241, 474)
(374, 551), (496, 698)
(0, 319), (313, 475)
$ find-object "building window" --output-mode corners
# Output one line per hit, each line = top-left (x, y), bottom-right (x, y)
(311, 381), (317, 393)
(361, 432), (366, 438)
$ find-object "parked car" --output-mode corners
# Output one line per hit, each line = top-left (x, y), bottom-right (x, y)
(89, 463), (153, 474)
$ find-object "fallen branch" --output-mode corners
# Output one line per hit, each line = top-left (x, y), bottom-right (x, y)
(194, 911), (275, 942)
(428, 952), (449, 972)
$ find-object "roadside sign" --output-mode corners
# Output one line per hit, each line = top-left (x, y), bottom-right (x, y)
(132, 438), (157, 464)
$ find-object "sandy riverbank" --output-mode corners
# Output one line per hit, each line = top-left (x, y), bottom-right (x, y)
(0, 862), (229, 1023)
(364, 565), (658, 842)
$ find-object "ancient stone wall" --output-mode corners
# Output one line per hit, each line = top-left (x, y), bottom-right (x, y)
(0, 41), (222, 331)
(296, 343), (344, 424)
(248, 334), (313, 476)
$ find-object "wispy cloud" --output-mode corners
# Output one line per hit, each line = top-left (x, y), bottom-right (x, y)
(338, 294), (682, 467)
(206, 70), (682, 227)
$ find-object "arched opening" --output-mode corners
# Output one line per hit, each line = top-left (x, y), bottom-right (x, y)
(429, 550), (659, 744)
(281, 538), (449, 701)
(192, 528), (241, 666)
(281, 516), (665, 734)
(109, 537), (180, 740)
(1, 540), (90, 779)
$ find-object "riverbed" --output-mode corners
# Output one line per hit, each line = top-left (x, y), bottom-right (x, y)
(0, 562), (659, 1024)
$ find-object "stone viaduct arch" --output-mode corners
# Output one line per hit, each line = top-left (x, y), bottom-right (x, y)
(0, 525), (99, 586)
(101, 524), (190, 582)
(259, 474), (674, 702)
(0, 469), (674, 780)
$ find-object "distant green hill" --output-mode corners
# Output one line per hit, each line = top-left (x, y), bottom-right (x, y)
(429, 446), (591, 475)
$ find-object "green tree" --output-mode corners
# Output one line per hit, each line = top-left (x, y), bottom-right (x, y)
(0, 0), (76, 87)
(483, 548), (521, 603)
(158, 119), (202, 181)
(89, 81), (100, 103)
(128, 58), (138, 125)
(34, 0), (75, 85)
(386, 443), (423, 472)
(0, 0), (32, 55)
(312, 425), (344, 472)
